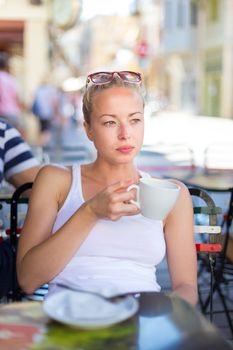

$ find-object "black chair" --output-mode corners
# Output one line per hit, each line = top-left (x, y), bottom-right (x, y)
(1, 182), (48, 302)
(0, 182), (32, 302)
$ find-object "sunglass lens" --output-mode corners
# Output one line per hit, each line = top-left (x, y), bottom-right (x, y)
(91, 72), (112, 84)
(119, 71), (141, 83)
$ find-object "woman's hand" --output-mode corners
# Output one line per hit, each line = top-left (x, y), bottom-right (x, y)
(86, 181), (140, 221)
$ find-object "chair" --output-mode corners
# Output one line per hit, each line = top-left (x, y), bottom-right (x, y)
(137, 143), (196, 179)
(188, 187), (222, 322)
(1, 182), (48, 302)
(0, 183), (32, 302)
(198, 186), (233, 334)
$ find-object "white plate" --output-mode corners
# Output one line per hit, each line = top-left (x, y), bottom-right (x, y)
(43, 290), (139, 329)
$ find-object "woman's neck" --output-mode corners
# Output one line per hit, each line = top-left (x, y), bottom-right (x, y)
(82, 160), (140, 186)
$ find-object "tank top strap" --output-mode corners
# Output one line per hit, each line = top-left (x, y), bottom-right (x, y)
(58, 164), (83, 213)
(52, 164), (83, 233)
(71, 163), (84, 200)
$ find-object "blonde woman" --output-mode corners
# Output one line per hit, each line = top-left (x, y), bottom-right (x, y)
(17, 71), (197, 305)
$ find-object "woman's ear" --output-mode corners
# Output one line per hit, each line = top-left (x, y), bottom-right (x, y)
(83, 121), (94, 141)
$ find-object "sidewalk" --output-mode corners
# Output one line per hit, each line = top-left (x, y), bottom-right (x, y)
(144, 112), (233, 168)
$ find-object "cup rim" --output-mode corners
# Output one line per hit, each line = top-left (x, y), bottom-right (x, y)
(139, 178), (180, 191)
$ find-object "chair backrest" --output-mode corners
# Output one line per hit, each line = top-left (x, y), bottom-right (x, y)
(189, 187), (223, 321)
(4, 182), (48, 301)
(0, 182), (33, 301)
(136, 143), (196, 179)
(9, 182), (33, 248)
(189, 187), (222, 253)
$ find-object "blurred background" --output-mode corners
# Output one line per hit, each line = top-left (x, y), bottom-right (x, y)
(0, 0), (233, 164)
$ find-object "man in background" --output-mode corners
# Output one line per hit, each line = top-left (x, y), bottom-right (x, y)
(0, 119), (40, 188)
(31, 79), (60, 147)
(0, 119), (40, 301)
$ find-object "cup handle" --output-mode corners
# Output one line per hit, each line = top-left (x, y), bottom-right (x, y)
(127, 184), (140, 208)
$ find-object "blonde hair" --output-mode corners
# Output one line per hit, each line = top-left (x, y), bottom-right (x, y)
(82, 76), (145, 124)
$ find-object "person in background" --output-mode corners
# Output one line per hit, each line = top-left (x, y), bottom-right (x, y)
(31, 79), (60, 147)
(17, 71), (197, 305)
(0, 119), (40, 300)
(0, 119), (40, 188)
(0, 52), (24, 135)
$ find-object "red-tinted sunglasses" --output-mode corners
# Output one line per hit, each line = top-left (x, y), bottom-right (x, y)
(86, 71), (142, 88)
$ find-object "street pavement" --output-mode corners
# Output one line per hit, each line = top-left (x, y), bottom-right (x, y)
(144, 112), (233, 168)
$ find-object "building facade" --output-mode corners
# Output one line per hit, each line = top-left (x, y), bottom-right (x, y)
(159, 0), (233, 118)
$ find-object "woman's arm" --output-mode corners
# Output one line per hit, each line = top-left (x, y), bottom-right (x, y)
(16, 166), (138, 294)
(164, 181), (198, 305)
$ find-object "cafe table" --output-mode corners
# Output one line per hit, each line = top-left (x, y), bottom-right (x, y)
(0, 292), (232, 350)
(182, 171), (233, 192)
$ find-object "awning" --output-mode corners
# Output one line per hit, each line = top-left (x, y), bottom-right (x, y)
(0, 20), (24, 44)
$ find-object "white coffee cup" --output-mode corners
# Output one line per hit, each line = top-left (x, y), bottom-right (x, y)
(127, 178), (180, 220)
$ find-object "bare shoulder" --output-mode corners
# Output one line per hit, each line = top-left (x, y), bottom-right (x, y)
(36, 164), (71, 182)
(32, 164), (72, 207)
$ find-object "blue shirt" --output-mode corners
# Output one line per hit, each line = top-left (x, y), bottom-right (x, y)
(32, 84), (58, 120)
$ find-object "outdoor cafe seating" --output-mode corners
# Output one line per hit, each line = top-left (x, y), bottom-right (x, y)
(187, 185), (233, 335)
(0, 182), (48, 303)
(181, 142), (233, 336)
(136, 142), (196, 179)
(188, 187), (222, 322)
(0, 181), (228, 332)
(0, 140), (233, 344)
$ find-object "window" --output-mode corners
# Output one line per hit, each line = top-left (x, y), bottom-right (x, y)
(190, 1), (198, 26)
(207, 0), (219, 22)
(177, 0), (185, 28)
(165, 0), (172, 31)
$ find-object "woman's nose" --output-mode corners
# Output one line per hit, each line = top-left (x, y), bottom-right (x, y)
(118, 124), (131, 139)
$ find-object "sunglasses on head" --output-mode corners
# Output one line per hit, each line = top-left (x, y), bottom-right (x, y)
(86, 71), (142, 88)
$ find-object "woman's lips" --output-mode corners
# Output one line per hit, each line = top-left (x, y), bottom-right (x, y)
(116, 146), (134, 154)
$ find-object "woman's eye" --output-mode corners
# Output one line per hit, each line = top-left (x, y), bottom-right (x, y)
(104, 121), (116, 127)
(131, 118), (141, 124)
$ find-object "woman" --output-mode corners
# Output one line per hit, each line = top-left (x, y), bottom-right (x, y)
(17, 71), (197, 305)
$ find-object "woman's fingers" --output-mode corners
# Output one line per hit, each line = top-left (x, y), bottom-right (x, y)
(106, 189), (140, 219)
(87, 180), (139, 220)
(110, 188), (136, 204)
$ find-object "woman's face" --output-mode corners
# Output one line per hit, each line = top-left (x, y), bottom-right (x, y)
(84, 86), (144, 165)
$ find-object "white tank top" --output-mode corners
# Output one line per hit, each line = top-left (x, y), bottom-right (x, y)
(48, 164), (166, 297)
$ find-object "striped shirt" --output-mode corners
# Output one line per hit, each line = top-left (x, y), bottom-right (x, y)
(0, 120), (38, 183)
